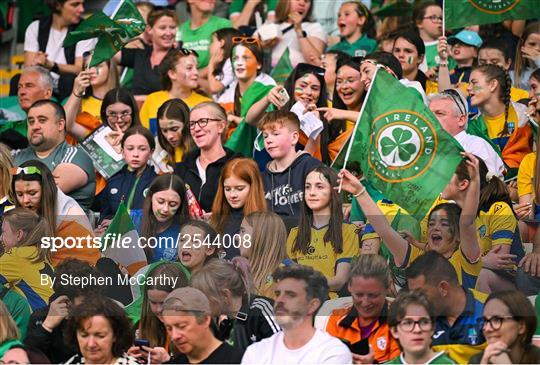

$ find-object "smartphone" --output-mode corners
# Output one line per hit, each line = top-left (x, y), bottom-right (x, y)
(134, 339), (150, 349)
(278, 88), (290, 104)
(81, 51), (92, 97)
(348, 339), (370, 355)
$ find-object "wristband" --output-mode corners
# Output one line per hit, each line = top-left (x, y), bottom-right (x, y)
(354, 186), (366, 197)
(42, 322), (53, 333)
(297, 30), (307, 38)
(51, 62), (60, 74)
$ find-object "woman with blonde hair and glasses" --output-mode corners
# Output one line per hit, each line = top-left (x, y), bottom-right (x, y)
(174, 102), (240, 213)
(239, 211), (291, 298)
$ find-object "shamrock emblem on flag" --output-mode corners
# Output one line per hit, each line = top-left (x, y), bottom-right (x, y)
(380, 127), (418, 165)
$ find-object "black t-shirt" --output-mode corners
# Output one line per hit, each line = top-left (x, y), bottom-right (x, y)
(167, 342), (244, 364)
(120, 44), (162, 95)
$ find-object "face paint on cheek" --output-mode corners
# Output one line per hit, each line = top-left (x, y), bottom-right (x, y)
(472, 85), (483, 93)
(407, 56), (414, 65)
(170, 206), (179, 215)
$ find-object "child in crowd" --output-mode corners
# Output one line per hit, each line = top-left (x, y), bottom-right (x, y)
(178, 220), (220, 274)
(0, 208), (54, 311)
(387, 290), (456, 364)
(138, 174), (189, 263)
(207, 28), (242, 97)
(154, 99), (193, 173)
(328, 1), (377, 57)
(239, 211), (290, 298)
(211, 157), (267, 259)
(511, 22), (540, 90)
(468, 64), (533, 173)
(258, 110), (320, 224)
(126, 261), (190, 364)
(287, 165), (359, 296)
(413, 1), (444, 72)
(98, 126), (157, 226)
(139, 48), (211, 134)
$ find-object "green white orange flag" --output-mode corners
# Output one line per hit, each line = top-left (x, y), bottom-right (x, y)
(444, 0), (540, 30)
(64, 0), (145, 67)
(332, 69), (464, 217)
(270, 48), (293, 85)
(102, 202), (147, 275)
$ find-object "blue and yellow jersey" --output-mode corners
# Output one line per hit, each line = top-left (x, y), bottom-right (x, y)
(0, 247), (54, 311)
(287, 223), (359, 294)
(432, 288), (487, 364)
(476, 201), (523, 260)
(403, 244), (482, 291)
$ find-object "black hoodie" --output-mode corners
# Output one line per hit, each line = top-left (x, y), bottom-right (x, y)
(174, 148), (240, 212)
(262, 151), (321, 221)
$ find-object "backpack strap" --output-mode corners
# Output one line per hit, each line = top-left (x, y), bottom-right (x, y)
(37, 15), (77, 65)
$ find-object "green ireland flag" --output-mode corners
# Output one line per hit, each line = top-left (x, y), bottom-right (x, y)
(225, 77), (276, 156)
(444, 0), (540, 30)
(332, 70), (464, 217)
(270, 48), (293, 85)
(64, 0), (145, 67)
(102, 202), (147, 275)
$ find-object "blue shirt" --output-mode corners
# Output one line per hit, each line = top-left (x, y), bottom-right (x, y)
(149, 223), (181, 263)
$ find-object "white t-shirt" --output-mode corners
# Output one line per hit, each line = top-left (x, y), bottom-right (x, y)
(214, 58), (236, 101)
(241, 329), (352, 364)
(24, 20), (96, 77)
(271, 22), (327, 68)
(454, 130), (505, 178)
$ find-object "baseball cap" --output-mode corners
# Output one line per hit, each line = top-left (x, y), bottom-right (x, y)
(448, 30), (483, 48)
(163, 287), (211, 314)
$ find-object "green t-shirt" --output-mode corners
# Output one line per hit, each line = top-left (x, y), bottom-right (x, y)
(176, 16), (232, 69)
(385, 351), (456, 364)
(329, 34), (378, 57)
(13, 141), (96, 211)
(1, 285), (31, 339)
(229, 0), (277, 16)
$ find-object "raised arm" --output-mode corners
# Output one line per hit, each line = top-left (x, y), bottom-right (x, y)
(338, 169), (409, 266)
(459, 153), (481, 262)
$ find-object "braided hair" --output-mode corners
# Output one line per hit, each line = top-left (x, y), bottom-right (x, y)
(474, 64), (512, 137)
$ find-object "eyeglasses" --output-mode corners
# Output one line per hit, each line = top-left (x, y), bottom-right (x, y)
(10, 166), (42, 176)
(423, 15), (443, 23)
(481, 316), (515, 330)
(443, 89), (467, 116)
(106, 111), (132, 122)
(398, 318), (433, 332)
(188, 118), (222, 129)
(232, 36), (261, 45)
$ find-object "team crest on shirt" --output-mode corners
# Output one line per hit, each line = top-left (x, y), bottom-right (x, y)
(469, 0), (518, 14)
(478, 225), (487, 238)
(376, 336), (387, 350)
(110, 188), (118, 195)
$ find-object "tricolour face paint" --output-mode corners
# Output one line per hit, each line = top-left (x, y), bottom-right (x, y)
(233, 45), (259, 81)
(407, 56), (414, 65)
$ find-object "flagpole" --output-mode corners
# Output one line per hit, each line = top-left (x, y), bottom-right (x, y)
(442, 0), (446, 36)
(338, 67), (380, 193)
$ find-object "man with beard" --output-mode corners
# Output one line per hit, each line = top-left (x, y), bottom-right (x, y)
(241, 265), (351, 364)
(13, 99), (95, 211)
(162, 287), (244, 364)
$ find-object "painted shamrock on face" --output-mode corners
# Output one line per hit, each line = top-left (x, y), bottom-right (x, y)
(380, 127), (418, 164)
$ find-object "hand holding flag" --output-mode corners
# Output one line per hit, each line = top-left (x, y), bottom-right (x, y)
(64, 0), (145, 67)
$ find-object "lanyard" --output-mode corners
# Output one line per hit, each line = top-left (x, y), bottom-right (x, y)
(126, 175), (141, 211)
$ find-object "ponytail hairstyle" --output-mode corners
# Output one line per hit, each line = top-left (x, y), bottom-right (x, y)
(156, 98), (193, 166)
(191, 259), (253, 317)
(212, 28), (243, 78)
(473, 64), (512, 137)
(293, 165), (344, 255)
(513, 22), (540, 88)
(12, 160), (57, 234)
(3, 208), (53, 263)
(454, 154), (512, 213)
(341, 1), (376, 39)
